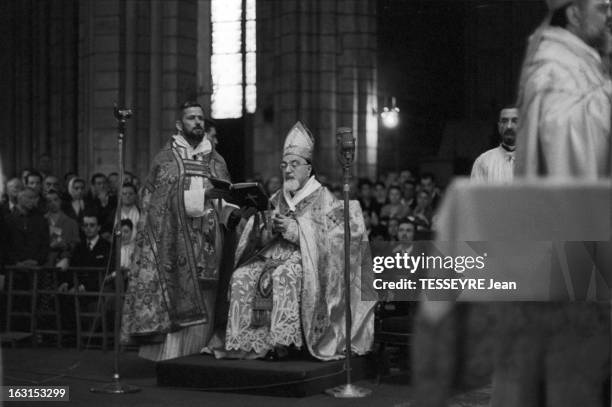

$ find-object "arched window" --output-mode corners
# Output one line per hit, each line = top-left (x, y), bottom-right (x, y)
(211, 0), (256, 119)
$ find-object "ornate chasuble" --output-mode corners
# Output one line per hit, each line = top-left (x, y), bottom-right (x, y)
(229, 185), (376, 360)
(121, 138), (231, 344)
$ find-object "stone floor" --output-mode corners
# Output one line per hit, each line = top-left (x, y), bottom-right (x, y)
(1, 346), (492, 407)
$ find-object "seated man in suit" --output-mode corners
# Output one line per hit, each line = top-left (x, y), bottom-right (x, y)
(71, 211), (112, 292)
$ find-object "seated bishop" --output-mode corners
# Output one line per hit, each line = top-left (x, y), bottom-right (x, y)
(220, 121), (376, 361)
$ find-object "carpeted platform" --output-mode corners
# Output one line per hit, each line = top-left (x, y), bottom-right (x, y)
(157, 354), (374, 397)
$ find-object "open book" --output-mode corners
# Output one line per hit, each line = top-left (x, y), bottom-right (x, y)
(209, 178), (270, 211)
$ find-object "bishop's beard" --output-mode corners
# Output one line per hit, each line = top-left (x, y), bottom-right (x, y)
(284, 179), (300, 193)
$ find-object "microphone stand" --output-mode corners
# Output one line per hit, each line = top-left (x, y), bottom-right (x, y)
(325, 128), (371, 398)
(90, 105), (140, 394)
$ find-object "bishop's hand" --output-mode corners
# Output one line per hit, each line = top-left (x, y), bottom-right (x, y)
(273, 213), (299, 244)
(272, 213), (290, 234)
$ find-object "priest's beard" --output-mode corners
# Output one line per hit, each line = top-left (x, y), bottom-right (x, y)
(284, 179), (300, 194)
(501, 131), (516, 151)
(183, 132), (203, 147)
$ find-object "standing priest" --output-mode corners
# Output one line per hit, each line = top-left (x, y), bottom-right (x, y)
(121, 101), (240, 361)
(493, 0), (612, 405)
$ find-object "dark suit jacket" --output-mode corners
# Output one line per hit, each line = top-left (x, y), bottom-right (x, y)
(71, 237), (113, 290)
(3, 208), (50, 266)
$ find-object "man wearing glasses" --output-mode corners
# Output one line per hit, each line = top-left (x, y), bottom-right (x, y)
(218, 121), (375, 361)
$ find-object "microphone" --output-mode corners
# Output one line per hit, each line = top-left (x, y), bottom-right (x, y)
(336, 127), (355, 167)
(114, 104), (133, 121)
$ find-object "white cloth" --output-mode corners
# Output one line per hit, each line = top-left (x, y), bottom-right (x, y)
(282, 176), (321, 212)
(120, 243), (134, 269)
(515, 26), (612, 179)
(172, 134), (213, 158)
(170, 135), (237, 222)
(471, 145), (515, 183)
(172, 135), (212, 218)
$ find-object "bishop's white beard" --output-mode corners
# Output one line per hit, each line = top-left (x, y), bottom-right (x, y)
(284, 179), (300, 194)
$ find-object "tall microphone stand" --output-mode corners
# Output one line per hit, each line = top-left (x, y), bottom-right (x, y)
(326, 127), (371, 398)
(90, 105), (140, 394)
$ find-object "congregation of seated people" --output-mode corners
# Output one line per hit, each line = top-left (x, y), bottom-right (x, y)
(0, 168), (143, 292)
(352, 170), (442, 243)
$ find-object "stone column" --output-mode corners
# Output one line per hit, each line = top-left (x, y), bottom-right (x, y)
(0, 0), (79, 179)
(1, 0), (209, 180)
(78, 0), (201, 179)
(254, 0), (377, 182)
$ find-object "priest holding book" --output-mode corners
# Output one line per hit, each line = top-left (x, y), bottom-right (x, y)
(121, 101), (242, 361)
(219, 121), (376, 360)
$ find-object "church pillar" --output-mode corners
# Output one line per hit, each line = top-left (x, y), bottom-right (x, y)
(0, 0), (79, 179)
(78, 0), (201, 179)
(254, 0), (377, 182)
